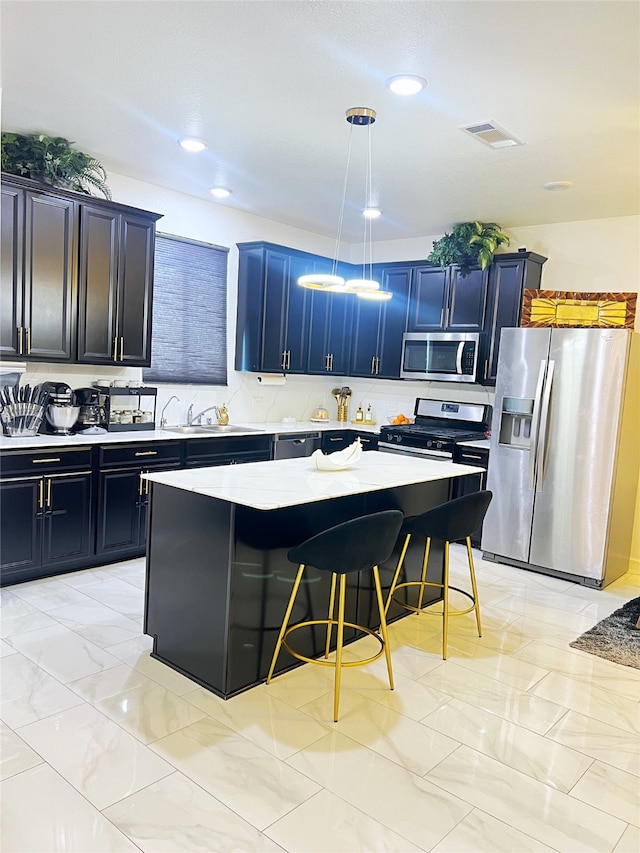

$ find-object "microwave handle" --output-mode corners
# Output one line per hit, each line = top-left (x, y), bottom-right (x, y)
(456, 341), (464, 374)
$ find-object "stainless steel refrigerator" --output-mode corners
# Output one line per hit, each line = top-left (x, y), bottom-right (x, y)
(482, 328), (639, 587)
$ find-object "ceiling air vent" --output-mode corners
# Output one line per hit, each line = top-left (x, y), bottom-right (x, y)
(461, 120), (524, 149)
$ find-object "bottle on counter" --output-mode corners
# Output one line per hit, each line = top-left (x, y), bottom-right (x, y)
(366, 403), (374, 423)
(355, 405), (364, 423)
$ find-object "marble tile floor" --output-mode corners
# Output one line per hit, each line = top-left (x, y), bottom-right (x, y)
(1, 550), (639, 853)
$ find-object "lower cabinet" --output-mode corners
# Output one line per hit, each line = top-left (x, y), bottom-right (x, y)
(96, 442), (182, 561)
(0, 448), (93, 585)
(183, 435), (273, 468)
(321, 430), (379, 452)
(452, 444), (489, 547)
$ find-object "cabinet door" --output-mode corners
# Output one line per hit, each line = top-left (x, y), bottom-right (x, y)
(117, 213), (155, 366)
(445, 266), (488, 331)
(42, 473), (93, 567)
(260, 248), (290, 371)
(23, 192), (76, 360)
(96, 467), (143, 556)
(77, 204), (119, 363)
(349, 297), (382, 376)
(482, 257), (527, 385)
(306, 260), (351, 375)
(406, 266), (447, 331)
(376, 267), (410, 378)
(284, 254), (312, 373)
(138, 463), (181, 549)
(0, 185), (24, 358)
(0, 478), (42, 583)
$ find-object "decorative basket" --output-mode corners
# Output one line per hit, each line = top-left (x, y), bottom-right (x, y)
(0, 403), (45, 437)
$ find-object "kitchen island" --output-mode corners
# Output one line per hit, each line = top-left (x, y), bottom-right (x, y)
(143, 451), (484, 698)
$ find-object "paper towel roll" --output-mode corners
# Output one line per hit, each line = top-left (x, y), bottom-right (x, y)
(256, 374), (286, 386)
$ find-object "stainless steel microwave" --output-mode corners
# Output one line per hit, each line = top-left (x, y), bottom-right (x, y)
(400, 332), (480, 383)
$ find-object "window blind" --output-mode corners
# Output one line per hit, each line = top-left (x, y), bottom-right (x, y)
(143, 233), (228, 385)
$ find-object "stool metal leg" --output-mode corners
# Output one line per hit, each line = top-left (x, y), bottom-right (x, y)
(466, 537), (482, 638)
(443, 542), (450, 660)
(372, 565), (394, 690)
(416, 537), (432, 611)
(266, 563), (305, 684)
(325, 573), (337, 658)
(334, 574), (347, 722)
(384, 533), (411, 616)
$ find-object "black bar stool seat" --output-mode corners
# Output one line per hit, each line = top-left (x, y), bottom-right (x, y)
(266, 510), (404, 721)
(385, 491), (493, 660)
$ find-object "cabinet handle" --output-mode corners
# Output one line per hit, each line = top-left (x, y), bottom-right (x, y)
(134, 451), (157, 457)
(46, 478), (52, 508)
(18, 326), (23, 355)
(145, 478), (150, 495)
(26, 327), (31, 355)
(328, 437), (342, 442)
(281, 351), (287, 370)
(287, 350), (291, 370)
(360, 438), (371, 444)
(38, 479), (44, 509)
(32, 457), (62, 464)
(484, 360), (489, 380)
(329, 353), (334, 371)
(113, 337), (119, 361)
(371, 356), (376, 374)
(139, 473), (145, 495)
(120, 336), (124, 362)
(460, 453), (483, 461)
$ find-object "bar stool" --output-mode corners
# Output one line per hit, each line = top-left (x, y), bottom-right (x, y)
(385, 491), (493, 660)
(266, 510), (404, 722)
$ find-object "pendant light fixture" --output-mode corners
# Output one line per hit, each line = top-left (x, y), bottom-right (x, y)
(298, 107), (391, 301)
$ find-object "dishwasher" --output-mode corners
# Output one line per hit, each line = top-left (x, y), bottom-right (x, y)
(273, 432), (321, 459)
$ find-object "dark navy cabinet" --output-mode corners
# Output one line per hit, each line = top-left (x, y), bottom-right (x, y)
(406, 263), (487, 333)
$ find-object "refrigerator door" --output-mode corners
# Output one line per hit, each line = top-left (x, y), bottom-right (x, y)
(482, 328), (551, 562)
(529, 329), (629, 579)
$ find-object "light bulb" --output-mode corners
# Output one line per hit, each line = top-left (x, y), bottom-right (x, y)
(210, 187), (232, 199)
(178, 137), (207, 152)
(385, 75), (427, 96)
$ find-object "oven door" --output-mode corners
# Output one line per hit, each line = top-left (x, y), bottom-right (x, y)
(377, 441), (453, 461)
(400, 332), (479, 382)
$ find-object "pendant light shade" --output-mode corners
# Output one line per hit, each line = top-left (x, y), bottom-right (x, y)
(297, 107), (390, 300)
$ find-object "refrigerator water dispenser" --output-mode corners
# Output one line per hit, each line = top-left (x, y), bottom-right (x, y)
(499, 397), (533, 448)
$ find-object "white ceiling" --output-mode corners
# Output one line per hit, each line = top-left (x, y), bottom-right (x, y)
(1, 1), (639, 243)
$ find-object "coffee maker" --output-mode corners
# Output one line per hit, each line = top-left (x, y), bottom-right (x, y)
(74, 387), (106, 431)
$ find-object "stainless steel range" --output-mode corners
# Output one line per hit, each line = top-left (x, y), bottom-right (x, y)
(378, 398), (491, 460)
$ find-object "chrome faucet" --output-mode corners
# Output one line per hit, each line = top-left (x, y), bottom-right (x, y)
(189, 405), (220, 425)
(159, 395), (180, 428)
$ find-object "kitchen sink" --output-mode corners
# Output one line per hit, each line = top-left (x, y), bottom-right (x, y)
(163, 424), (264, 435)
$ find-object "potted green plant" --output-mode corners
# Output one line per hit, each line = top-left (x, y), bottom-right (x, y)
(428, 221), (510, 274)
(1, 132), (111, 199)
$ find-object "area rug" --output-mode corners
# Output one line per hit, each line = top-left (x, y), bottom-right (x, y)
(569, 597), (640, 669)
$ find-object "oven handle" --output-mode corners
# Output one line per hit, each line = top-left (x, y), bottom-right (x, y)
(378, 442), (452, 460)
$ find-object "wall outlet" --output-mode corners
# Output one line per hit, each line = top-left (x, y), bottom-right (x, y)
(386, 403), (397, 413)
(252, 397), (263, 408)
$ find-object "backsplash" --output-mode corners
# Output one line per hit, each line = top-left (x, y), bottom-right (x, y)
(20, 362), (495, 426)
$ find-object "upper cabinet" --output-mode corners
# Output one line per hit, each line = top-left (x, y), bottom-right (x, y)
(77, 205), (156, 366)
(349, 265), (410, 378)
(0, 174), (161, 366)
(1, 183), (76, 360)
(479, 251), (546, 384)
(235, 242), (313, 374)
(406, 263), (488, 332)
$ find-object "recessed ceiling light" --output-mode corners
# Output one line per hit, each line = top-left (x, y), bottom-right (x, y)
(386, 74), (427, 96)
(543, 181), (574, 191)
(363, 207), (382, 219)
(210, 187), (232, 199)
(178, 137), (207, 153)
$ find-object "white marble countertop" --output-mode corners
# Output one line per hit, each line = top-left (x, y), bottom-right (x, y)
(0, 420), (379, 451)
(143, 450), (484, 510)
